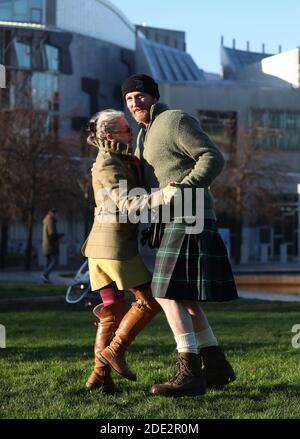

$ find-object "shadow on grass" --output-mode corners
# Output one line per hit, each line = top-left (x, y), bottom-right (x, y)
(211, 340), (290, 352)
(1, 345), (91, 361)
(1, 297), (300, 314)
(120, 382), (300, 404)
(232, 383), (300, 394)
(77, 382), (300, 407)
(0, 302), (81, 312)
(1, 341), (176, 362)
(205, 383), (300, 403)
(1, 336), (293, 364)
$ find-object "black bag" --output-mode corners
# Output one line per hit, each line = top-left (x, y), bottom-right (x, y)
(140, 222), (166, 249)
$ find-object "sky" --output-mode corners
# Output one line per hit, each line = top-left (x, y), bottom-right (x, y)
(111, 0), (300, 73)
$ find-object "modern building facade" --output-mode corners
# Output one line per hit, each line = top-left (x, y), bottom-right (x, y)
(136, 24), (186, 52)
(153, 43), (300, 263)
(1, 1), (299, 266)
(0, 0), (135, 136)
(0, 0), (136, 267)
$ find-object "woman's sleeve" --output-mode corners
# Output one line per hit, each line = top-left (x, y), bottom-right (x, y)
(95, 157), (166, 216)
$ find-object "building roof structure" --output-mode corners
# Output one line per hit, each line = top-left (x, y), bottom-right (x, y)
(137, 37), (205, 82)
(221, 46), (273, 71)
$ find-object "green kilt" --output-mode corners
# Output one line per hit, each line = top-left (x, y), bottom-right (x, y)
(151, 219), (238, 302)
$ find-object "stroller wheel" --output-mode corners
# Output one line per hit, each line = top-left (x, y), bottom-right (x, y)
(66, 282), (91, 304)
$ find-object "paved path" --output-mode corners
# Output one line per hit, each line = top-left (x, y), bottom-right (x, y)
(2, 266), (300, 286)
(0, 295), (66, 306)
(1, 266), (300, 303)
(233, 264), (300, 274)
(239, 291), (300, 302)
(0, 271), (73, 286)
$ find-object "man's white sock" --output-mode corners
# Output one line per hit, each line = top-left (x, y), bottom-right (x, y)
(174, 332), (198, 354)
(196, 327), (219, 350)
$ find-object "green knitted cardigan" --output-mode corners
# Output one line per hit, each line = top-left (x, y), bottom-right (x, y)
(136, 103), (225, 220)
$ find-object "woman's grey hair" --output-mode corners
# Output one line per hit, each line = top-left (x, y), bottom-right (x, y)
(87, 109), (125, 148)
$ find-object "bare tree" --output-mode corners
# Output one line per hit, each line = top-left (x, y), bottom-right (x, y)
(212, 126), (290, 264)
(0, 108), (80, 270)
(0, 110), (18, 267)
(75, 129), (96, 238)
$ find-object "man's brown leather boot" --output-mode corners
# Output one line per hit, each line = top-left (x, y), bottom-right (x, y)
(86, 300), (127, 393)
(150, 353), (206, 397)
(98, 288), (161, 381)
(200, 346), (236, 388)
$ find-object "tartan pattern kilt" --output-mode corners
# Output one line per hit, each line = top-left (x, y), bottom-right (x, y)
(151, 219), (238, 302)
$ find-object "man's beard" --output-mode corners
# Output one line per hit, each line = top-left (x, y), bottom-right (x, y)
(131, 108), (150, 124)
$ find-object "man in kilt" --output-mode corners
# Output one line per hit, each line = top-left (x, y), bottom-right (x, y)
(122, 74), (238, 397)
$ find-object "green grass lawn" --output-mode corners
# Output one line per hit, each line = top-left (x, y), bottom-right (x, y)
(0, 282), (300, 419)
(0, 282), (66, 300)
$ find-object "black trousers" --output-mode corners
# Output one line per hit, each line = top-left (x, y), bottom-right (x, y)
(43, 253), (58, 277)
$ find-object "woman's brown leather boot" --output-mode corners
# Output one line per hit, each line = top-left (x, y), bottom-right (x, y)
(86, 300), (127, 393)
(98, 287), (161, 381)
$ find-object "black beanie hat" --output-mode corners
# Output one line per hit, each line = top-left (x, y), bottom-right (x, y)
(122, 74), (160, 101)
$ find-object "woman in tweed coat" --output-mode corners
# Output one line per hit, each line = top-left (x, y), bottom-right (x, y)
(82, 109), (176, 394)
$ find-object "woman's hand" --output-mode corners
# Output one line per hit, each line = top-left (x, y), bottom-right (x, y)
(162, 182), (179, 204)
(91, 162), (96, 175)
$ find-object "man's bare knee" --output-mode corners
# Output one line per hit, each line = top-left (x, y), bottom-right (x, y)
(182, 300), (201, 315)
(155, 297), (184, 311)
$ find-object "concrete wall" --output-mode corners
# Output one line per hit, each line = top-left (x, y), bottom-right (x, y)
(231, 49), (300, 89)
(46, 0), (56, 26)
(136, 25), (186, 51)
(262, 49), (300, 88)
(159, 81), (300, 118)
(56, 0), (135, 50)
(158, 81), (300, 173)
(59, 32), (134, 136)
(158, 81), (300, 262)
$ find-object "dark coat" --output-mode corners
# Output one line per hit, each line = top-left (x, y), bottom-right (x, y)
(42, 214), (63, 256)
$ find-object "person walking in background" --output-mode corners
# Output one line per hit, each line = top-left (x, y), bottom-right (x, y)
(41, 208), (64, 283)
(82, 109), (176, 394)
(121, 74), (238, 397)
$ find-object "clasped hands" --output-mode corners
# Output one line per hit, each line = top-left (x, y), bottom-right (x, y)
(162, 182), (180, 204)
(91, 162), (179, 204)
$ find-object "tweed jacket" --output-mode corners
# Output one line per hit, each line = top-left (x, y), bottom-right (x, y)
(82, 140), (166, 260)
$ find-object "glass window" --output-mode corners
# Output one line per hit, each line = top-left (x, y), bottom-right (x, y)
(269, 112), (282, 129)
(198, 110), (237, 153)
(259, 227), (271, 244)
(251, 109), (300, 150)
(0, 0), (13, 20)
(31, 72), (59, 111)
(286, 113), (297, 130)
(13, 0), (28, 21)
(251, 110), (264, 126)
(30, 8), (41, 22)
(14, 0), (27, 15)
(0, 0), (44, 22)
(31, 0), (42, 7)
(15, 40), (31, 68)
(45, 45), (59, 71)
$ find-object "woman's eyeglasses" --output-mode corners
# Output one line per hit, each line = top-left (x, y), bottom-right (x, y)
(112, 127), (132, 134)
